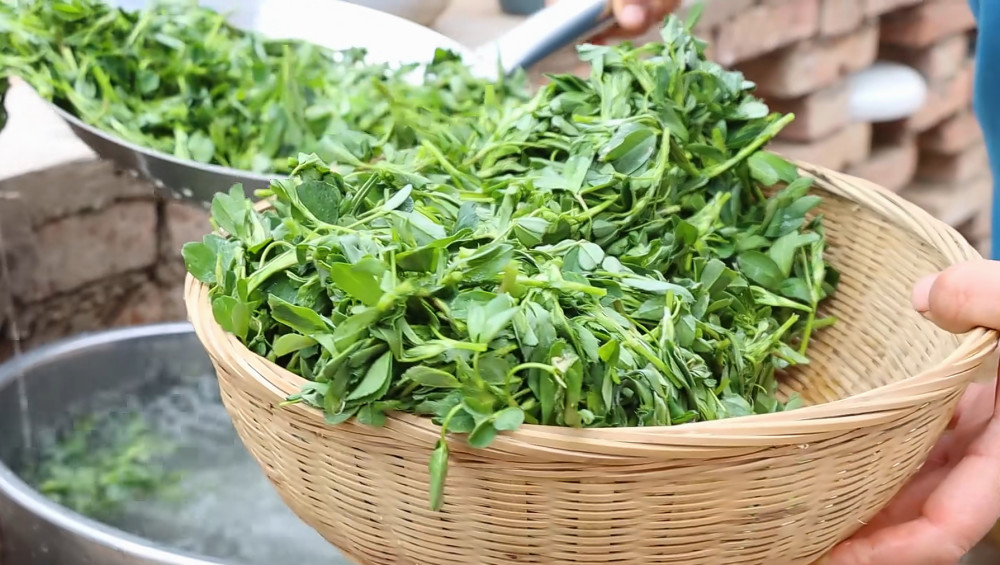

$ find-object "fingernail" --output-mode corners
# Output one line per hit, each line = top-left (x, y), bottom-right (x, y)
(619, 4), (646, 29)
(912, 273), (938, 314)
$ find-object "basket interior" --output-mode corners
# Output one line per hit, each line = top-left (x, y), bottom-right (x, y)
(778, 188), (965, 406)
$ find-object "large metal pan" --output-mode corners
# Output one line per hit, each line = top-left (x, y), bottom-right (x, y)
(28, 0), (618, 205)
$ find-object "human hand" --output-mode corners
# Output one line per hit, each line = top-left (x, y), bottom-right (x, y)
(820, 259), (1000, 565)
(547, 0), (680, 39)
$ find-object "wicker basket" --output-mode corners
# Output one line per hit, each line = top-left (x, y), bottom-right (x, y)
(185, 162), (998, 565)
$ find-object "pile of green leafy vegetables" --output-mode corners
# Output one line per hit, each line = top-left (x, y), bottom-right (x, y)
(0, 0), (530, 174)
(182, 10), (839, 509)
(22, 413), (179, 520)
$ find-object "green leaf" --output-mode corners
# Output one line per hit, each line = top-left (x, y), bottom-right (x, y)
(576, 241), (605, 271)
(467, 419), (499, 448)
(403, 366), (461, 388)
(356, 404), (387, 427)
(721, 394), (754, 418)
(211, 296), (250, 340)
(182, 241), (217, 284)
(187, 131), (215, 163)
(492, 407), (525, 431)
(273, 333), (317, 357)
(730, 99), (769, 120)
(620, 278), (695, 302)
(748, 151), (779, 186)
(327, 262), (384, 307)
(754, 151), (799, 183)
(428, 439), (449, 511)
(736, 251), (784, 290)
(600, 124), (658, 174)
(468, 294), (518, 344)
(269, 294), (332, 335)
(768, 231), (820, 277)
(296, 180), (341, 224)
(346, 351), (392, 402)
(779, 278), (813, 303)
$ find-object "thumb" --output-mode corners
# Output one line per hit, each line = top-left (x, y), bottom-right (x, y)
(912, 259), (1000, 334)
(611, 0), (650, 31)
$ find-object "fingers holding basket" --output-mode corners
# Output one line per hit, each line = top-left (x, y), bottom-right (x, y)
(913, 260), (1000, 334)
(819, 418), (1000, 565)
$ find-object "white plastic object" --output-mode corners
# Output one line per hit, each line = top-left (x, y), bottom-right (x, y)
(846, 61), (929, 123)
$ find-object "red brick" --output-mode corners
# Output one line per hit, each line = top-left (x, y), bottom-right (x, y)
(864, 0), (921, 17)
(846, 138), (919, 192)
(880, 34), (971, 84)
(820, 0), (864, 37)
(740, 23), (878, 98)
(917, 142), (989, 184)
(30, 202), (158, 300)
(165, 201), (211, 256)
(768, 84), (851, 142)
(714, 0), (821, 66)
(685, 0), (757, 33)
(769, 122), (872, 171)
(881, 0), (977, 49)
(918, 110), (983, 154)
(900, 172), (992, 228)
(908, 61), (975, 132)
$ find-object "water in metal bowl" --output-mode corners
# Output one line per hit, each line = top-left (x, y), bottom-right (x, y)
(0, 323), (353, 565)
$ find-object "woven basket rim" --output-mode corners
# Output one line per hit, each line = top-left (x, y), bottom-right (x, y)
(184, 161), (999, 449)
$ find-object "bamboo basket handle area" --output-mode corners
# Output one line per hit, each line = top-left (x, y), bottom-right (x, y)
(185, 161), (1000, 457)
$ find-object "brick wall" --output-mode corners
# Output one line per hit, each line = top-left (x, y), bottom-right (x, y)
(0, 162), (210, 361)
(612, 0), (989, 255)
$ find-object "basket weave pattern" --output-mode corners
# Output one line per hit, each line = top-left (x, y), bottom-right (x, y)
(185, 164), (998, 565)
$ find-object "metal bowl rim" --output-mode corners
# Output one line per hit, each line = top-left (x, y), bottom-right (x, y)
(52, 107), (278, 186)
(0, 322), (230, 565)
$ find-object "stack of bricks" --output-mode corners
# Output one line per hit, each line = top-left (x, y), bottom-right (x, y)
(874, 1), (987, 255)
(666, 0), (988, 254)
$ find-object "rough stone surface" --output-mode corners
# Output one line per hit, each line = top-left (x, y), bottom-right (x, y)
(880, 0), (978, 49)
(846, 138), (919, 192)
(110, 279), (187, 329)
(919, 110), (983, 154)
(0, 161), (188, 358)
(880, 33), (972, 85)
(769, 122), (872, 171)
(917, 142), (990, 184)
(165, 201), (212, 258)
(0, 160), (155, 226)
(714, 0), (821, 66)
(31, 202), (158, 301)
(820, 0), (864, 37)
(908, 61), (976, 133)
(863, 0), (922, 17)
(900, 172), (993, 228)
(768, 84), (851, 142)
(740, 22), (879, 99)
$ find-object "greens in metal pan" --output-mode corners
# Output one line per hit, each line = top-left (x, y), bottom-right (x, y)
(175, 13), (840, 511)
(0, 0), (529, 175)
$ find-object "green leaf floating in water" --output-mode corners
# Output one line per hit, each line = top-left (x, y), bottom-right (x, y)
(173, 11), (839, 511)
(23, 413), (180, 521)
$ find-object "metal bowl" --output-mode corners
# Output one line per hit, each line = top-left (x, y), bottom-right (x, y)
(340, 0), (452, 26)
(0, 324), (348, 565)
